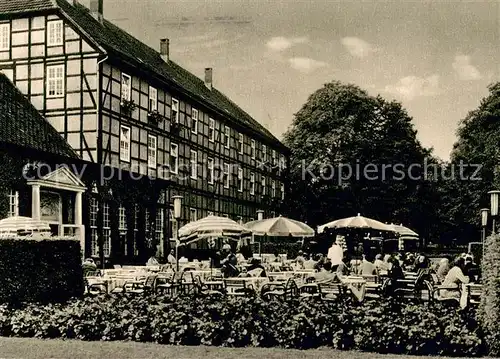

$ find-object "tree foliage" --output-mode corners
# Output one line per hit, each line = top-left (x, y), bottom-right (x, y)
(283, 81), (443, 240)
(448, 83), (500, 232)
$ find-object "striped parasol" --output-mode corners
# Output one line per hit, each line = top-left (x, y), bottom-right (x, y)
(317, 214), (394, 234)
(0, 216), (51, 237)
(386, 223), (419, 240)
(178, 215), (251, 245)
(245, 216), (315, 237)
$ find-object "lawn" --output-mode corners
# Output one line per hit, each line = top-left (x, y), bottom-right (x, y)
(0, 337), (460, 359)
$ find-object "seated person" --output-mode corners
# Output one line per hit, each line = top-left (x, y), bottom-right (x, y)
(82, 258), (97, 276)
(238, 267), (250, 278)
(294, 250), (306, 269)
(440, 257), (470, 300)
(235, 250), (246, 264)
(303, 254), (316, 270)
(146, 254), (160, 266)
(336, 253), (351, 278)
(374, 254), (390, 272)
(361, 254), (378, 276)
(314, 261), (337, 283)
(247, 258), (267, 277)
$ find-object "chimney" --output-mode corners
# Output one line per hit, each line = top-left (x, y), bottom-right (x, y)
(160, 39), (169, 62)
(89, 0), (104, 24)
(257, 210), (264, 221)
(71, 0), (78, 5)
(204, 67), (213, 90)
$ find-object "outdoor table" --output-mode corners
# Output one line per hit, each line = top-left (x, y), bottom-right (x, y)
(340, 276), (367, 302)
(225, 277), (269, 294)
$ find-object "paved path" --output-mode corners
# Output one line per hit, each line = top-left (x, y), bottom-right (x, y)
(0, 337), (463, 359)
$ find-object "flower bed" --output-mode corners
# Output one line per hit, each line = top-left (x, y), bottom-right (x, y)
(0, 294), (487, 357)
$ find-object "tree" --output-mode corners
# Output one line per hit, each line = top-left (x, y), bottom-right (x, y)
(283, 81), (440, 240)
(448, 83), (500, 235)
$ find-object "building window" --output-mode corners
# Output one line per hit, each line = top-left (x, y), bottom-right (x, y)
(170, 143), (178, 174)
(207, 157), (214, 184)
(171, 98), (179, 123)
(47, 65), (64, 98)
(250, 173), (255, 195)
(251, 140), (256, 159)
(224, 126), (230, 148)
(102, 202), (111, 257)
(279, 155), (286, 173)
(281, 183), (285, 200)
(0, 24), (10, 51)
(156, 209), (164, 248)
(121, 73), (131, 101)
(145, 209), (150, 240)
(119, 206), (127, 232)
(191, 109), (198, 134)
(7, 190), (18, 217)
(272, 180), (276, 198)
(272, 149), (277, 166)
(47, 20), (63, 46)
(147, 135), (157, 169)
(90, 198), (98, 256)
(209, 118), (215, 142)
(237, 167), (243, 192)
(190, 150), (197, 179)
(133, 205), (139, 255)
(189, 208), (197, 222)
(223, 163), (230, 189)
(238, 133), (244, 154)
(119, 126), (131, 162)
(262, 144), (267, 162)
(149, 86), (157, 112)
(119, 205), (128, 255)
(261, 176), (266, 196)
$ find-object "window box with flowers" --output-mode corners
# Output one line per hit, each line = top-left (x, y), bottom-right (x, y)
(120, 99), (137, 114)
(170, 121), (181, 134)
(147, 110), (162, 125)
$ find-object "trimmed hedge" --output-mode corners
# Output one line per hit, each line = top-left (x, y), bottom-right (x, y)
(0, 238), (84, 304)
(480, 233), (500, 356)
(0, 294), (486, 356)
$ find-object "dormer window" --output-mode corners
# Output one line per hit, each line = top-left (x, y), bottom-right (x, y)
(47, 20), (63, 46)
(121, 73), (131, 101)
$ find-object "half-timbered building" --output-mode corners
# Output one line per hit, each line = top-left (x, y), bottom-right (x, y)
(0, 0), (289, 264)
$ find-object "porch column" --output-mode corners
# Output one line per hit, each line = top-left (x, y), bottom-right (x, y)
(31, 185), (41, 220)
(75, 192), (83, 225)
(75, 192), (84, 259)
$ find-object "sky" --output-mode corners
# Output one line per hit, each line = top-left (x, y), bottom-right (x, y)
(87, 0), (498, 160)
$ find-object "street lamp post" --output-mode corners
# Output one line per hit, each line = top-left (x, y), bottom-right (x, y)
(489, 190), (500, 234)
(481, 208), (489, 259)
(173, 195), (183, 272)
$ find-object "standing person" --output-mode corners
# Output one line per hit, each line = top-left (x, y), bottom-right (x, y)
(166, 249), (176, 265)
(327, 240), (344, 271)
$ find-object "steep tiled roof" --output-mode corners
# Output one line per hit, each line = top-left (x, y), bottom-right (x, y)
(0, 0), (57, 14)
(53, 0), (284, 148)
(0, 74), (78, 158)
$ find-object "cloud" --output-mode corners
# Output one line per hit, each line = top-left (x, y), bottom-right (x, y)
(341, 37), (375, 58)
(452, 55), (482, 81)
(266, 36), (308, 52)
(288, 57), (327, 73)
(384, 75), (440, 100)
